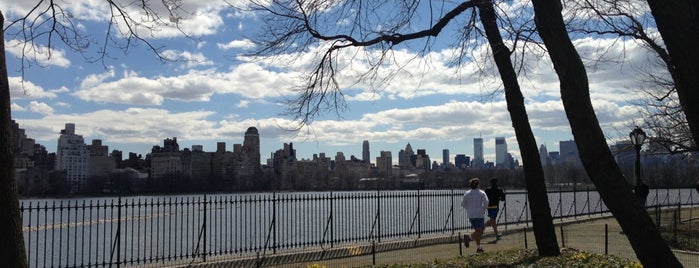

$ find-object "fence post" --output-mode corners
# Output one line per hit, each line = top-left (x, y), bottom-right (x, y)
(451, 189), (455, 235)
(524, 227), (528, 249)
(273, 192), (277, 254)
(417, 190), (421, 238)
(604, 224), (608, 255)
(673, 210), (678, 242)
(203, 195), (207, 262)
(560, 225), (565, 248)
(377, 190), (381, 243)
(371, 240), (376, 266)
(458, 232), (463, 256)
(586, 187), (591, 216)
(525, 193), (530, 228)
(330, 192), (334, 248)
(117, 196), (121, 268)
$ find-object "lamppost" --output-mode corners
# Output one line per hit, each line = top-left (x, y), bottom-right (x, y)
(629, 126), (648, 206)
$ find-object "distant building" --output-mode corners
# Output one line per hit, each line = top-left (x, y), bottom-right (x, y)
(473, 138), (484, 168)
(88, 139), (116, 183)
(376, 151), (392, 178)
(495, 137), (507, 167)
(56, 123), (90, 193)
(362, 140), (370, 164)
(539, 144), (549, 166)
(455, 154), (470, 169)
(150, 137), (182, 179)
(559, 140), (581, 167)
(400, 143), (415, 169)
(414, 149), (430, 170)
(442, 149), (449, 166)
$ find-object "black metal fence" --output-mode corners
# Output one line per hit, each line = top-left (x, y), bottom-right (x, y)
(20, 187), (699, 267)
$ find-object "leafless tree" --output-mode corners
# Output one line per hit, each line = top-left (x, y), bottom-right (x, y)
(248, 0), (562, 255)
(2, 1), (191, 266)
(529, 0), (681, 266)
(566, 0), (696, 154)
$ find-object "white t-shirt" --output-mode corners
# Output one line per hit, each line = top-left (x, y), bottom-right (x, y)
(461, 189), (489, 219)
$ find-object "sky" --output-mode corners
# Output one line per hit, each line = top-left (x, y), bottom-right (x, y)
(3, 1), (661, 165)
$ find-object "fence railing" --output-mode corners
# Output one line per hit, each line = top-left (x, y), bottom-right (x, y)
(20, 187), (699, 267)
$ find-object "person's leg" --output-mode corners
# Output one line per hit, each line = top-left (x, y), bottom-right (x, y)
(470, 218), (485, 251)
(486, 208), (498, 232)
(492, 220), (500, 238)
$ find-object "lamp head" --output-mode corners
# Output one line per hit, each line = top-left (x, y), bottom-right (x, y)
(629, 126), (646, 146)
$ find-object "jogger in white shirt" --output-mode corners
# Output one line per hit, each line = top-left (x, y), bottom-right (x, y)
(461, 178), (489, 253)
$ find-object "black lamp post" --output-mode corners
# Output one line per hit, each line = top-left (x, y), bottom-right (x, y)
(629, 126), (648, 206)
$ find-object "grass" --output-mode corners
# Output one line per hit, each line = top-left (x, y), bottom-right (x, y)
(659, 222), (699, 252)
(305, 248), (642, 268)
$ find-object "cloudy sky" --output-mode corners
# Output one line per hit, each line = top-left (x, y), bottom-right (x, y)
(4, 1), (660, 165)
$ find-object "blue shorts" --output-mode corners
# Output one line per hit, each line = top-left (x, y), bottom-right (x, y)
(469, 218), (485, 229)
(487, 208), (499, 219)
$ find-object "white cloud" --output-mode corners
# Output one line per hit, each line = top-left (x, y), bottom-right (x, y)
(217, 39), (256, 50)
(11, 103), (26, 112)
(73, 64), (298, 105)
(237, 100), (250, 108)
(9, 77), (58, 99)
(5, 40), (71, 68)
(162, 50), (214, 68)
(28, 101), (55, 115)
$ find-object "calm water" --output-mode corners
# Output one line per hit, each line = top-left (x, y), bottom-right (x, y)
(20, 188), (699, 267)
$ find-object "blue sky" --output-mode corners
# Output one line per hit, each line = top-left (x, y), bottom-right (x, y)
(3, 1), (659, 165)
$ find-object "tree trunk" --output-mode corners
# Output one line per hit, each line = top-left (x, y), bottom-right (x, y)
(646, 0), (699, 147)
(529, 1), (681, 267)
(0, 10), (29, 268)
(476, 0), (559, 256)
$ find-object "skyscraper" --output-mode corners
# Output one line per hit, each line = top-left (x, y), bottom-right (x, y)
(362, 140), (370, 163)
(56, 123), (90, 193)
(376, 151), (392, 178)
(559, 140), (580, 166)
(442, 149), (449, 166)
(495, 137), (507, 167)
(539, 144), (549, 166)
(473, 138), (484, 168)
(244, 126), (261, 165)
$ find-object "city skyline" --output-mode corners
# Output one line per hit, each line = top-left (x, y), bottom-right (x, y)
(5, 1), (652, 167)
(18, 120), (582, 166)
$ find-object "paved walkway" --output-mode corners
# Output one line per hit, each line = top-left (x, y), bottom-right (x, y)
(263, 214), (699, 267)
(172, 208), (699, 267)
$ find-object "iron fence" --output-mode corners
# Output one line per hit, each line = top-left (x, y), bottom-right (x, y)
(20, 187), (699, 267)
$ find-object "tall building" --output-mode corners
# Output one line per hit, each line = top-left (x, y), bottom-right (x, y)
(401, 143), (415, 168)
(243, 127), (261, 165)
(88, 139), (116, 180)
(362, 140), (370, 163)
(415, 149), (430, 170)
(150, 137), (182, 179)
(472, 138), (484, 168)
(56, 123), (90, 193)
(442, 149), (449, 166)
(559, 140), (580, 166)
(495, 137), (507, 167)
(455, 154), (470, 169)
(539, 144), (549, 166)
(376, 151), (392, 178)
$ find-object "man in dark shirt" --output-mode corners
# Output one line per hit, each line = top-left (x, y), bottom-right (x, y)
(484, 178), (505, 239)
